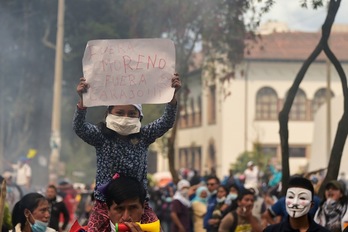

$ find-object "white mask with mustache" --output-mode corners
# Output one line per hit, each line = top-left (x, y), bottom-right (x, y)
(285, 187), (312, 218)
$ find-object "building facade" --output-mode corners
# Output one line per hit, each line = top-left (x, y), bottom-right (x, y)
(174, 25), (348, 178)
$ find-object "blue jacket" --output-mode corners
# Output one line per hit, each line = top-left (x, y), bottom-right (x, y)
(203, 193), (217, 231)
(268, 195), (321, 220)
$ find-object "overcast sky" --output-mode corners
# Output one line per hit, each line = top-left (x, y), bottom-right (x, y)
(260, 1), (348, 31)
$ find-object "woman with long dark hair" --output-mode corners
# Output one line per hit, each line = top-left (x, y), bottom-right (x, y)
(11, 192), (56, 232)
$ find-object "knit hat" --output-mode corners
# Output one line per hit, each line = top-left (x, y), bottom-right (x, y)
(288, 177), (314, 199)
(326, 180), (345, 194)
(107, 104), (143, 119)
(132, 104), (143, 118)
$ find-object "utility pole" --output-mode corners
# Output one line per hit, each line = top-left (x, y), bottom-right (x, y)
(49, 0), (65, 184)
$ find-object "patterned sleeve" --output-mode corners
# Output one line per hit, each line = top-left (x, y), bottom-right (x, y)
(72, 107), (104, 147)
(142, 103), (177, 144)
(142, 159), (149, 193)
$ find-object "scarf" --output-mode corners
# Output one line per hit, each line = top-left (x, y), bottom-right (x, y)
(316, 200), (347, 231)
(173, 191), (191, 208)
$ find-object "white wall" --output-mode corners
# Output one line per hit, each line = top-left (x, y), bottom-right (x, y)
(309, 95), (348, 174)
(175, 58), (347, 179)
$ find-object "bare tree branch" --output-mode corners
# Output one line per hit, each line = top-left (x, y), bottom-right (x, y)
(41, 24), (56, 50)
(278, 0), (343, 195)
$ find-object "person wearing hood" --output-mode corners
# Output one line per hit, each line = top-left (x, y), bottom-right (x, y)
(191, 185), (209, 232)
(73, 74), (181, 232)
(45, 185), (70, 232)
(170, 179), (191, 232)
(314, 180), (348, 231)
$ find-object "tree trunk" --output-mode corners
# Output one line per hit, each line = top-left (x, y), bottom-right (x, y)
(0, 181), (7, 230)
(168, 95), (181, 184)
(318, 0), (348, 195)
(279, 0), (342, 195)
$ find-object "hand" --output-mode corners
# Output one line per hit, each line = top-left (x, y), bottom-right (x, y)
(76, 77), (90, 99)
(172, 73), (181, 93)
(208, 218), (220, 225)
(123, 222), (143, 232)
(237, 206), (252, 219)
(169, 73), (181, 105)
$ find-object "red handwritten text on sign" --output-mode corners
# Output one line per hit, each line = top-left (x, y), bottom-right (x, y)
(82, 39), (175, 107)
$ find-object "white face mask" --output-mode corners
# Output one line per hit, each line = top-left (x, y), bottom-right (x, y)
(227, 193), (238, 201)
(285, 187), (312, 218)
(216, 196), (226, 203)
(180, 188), (189, 198)
(106, 114), (141, 136)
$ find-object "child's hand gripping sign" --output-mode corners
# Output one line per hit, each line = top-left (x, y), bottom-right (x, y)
(82, 38), (176, 107)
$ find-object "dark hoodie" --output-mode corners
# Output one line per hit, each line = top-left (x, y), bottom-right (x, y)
(47, 196), (70, 231)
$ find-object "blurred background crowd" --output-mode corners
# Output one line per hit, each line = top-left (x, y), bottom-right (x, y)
(1, 158), (348, 231)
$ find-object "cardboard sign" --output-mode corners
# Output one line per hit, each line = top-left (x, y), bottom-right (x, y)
(82, 38), (176, 107)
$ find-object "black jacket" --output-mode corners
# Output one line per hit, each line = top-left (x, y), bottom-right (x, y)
(48, 196), (70, 231)
(264, 216), (330, 232)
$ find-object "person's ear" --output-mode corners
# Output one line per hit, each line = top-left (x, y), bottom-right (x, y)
(24, 209), (30, 218)
(24, 209), (34, 224)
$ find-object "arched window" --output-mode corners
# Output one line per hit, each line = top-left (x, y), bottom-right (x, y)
(312, 88), (334, 115)
(289, 88), (307, 120)
(255, 87), (278, 120)
(207, 141), (216, 172)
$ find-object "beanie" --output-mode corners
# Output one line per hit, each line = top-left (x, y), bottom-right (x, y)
(132, 104), (143, 118)
(288, 177), (314, 199)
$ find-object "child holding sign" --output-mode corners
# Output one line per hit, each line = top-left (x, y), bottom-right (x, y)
(73, 74), (181, 232)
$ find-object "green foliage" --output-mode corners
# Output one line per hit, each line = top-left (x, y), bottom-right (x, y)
(0, 0), (295, 185)
(300, 0), (326, 9)
(231, 143), (274, 175)
(142, 105), (165, 125)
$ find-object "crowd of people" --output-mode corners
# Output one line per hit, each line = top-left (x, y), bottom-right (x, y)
(1, 167), (348, 231)
(147, 166), (348, 232)
(0, 173), (93, 232)
(2, 70), (348, 232)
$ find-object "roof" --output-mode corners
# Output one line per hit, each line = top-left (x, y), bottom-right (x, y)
(245, 31), (348, 62)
